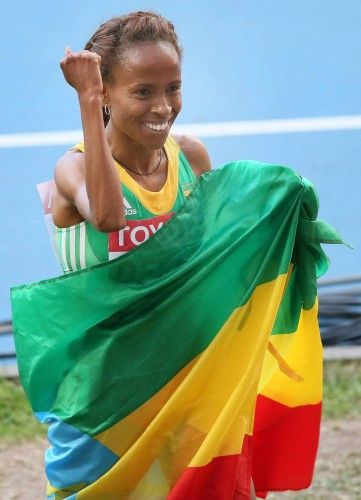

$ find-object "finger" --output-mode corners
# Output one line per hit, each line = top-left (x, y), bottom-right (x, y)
(65, 46), (72, 56)
(91, 53), (101, 65)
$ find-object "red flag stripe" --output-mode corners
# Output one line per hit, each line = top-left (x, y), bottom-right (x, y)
(252, 395), (321, 493)
(168, 436), (253, 500)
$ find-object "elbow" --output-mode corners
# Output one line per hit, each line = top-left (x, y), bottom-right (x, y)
(92, 215), (126, 233)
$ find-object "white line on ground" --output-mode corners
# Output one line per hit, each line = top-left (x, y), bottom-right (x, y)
(1, 115), (361, 148)
(323, 346), (361, 361)
(0, 364), (18, 378)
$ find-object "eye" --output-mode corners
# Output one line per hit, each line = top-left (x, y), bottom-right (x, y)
(168, 85), (181, 94)
(135, 88), (150, 97)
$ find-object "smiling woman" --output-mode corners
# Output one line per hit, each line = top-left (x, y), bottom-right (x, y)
(17, 10), (331, 500)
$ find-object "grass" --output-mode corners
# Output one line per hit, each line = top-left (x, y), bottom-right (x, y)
(0, 360), (360, 442)
(0, 378), (46, 442)
(323, 359), (361, 420)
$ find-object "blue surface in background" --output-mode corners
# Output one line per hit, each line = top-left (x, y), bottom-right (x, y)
(1, 1), (360, 320)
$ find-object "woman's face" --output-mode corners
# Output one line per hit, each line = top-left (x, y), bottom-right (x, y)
(105, 41), (182, 150)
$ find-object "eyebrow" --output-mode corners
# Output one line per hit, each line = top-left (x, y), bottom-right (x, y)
(131, 80), (182, 87)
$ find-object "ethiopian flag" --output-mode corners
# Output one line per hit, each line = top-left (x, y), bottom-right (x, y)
(11, 161), (342, 499)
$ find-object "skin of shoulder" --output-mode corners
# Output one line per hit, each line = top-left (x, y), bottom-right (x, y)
(53, 149), (85, 206)
(172, 134), (212, 177)
(52, 149), (89, 227)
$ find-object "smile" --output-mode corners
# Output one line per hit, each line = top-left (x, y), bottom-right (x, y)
(143, 121), (169, 132)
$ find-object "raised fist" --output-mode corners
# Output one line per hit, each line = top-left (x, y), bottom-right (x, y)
(60, 47), (103, 97)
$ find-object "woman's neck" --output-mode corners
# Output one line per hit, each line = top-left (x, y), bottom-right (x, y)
(106, 122), (161, 175)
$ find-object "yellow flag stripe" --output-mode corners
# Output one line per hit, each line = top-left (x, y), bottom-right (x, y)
(259, 302), (322, 406)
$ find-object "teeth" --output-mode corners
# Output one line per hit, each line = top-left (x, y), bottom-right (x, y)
(144, 122), (168, 131)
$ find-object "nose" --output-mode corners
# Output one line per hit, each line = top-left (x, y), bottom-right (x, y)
(151, 96), (172, 116)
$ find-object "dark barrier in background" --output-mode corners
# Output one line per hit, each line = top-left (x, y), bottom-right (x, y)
(318, 275), (361, 346)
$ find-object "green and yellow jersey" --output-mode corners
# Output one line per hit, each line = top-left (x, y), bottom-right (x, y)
(44, 136), (196, 273)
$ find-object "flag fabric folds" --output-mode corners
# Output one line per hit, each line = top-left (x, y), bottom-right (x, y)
(11, 161), (342, 499)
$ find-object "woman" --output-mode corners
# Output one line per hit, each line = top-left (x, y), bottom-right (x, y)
(52, 12), (211, 272)
(20, 10), (329, 500)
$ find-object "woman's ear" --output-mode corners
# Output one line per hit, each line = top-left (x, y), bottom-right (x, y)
(102, 84), (109, 106)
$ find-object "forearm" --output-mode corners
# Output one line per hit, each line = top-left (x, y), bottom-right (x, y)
(79, 93), (125, 231)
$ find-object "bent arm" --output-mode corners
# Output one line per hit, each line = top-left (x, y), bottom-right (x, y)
(79, 92), (125, 231)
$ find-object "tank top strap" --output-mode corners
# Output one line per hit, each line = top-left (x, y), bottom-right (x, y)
(164, 136), (197, 185)
(71, 143), (85, 153)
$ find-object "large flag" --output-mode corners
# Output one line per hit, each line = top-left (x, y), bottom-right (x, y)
(11, 161), (342, 499)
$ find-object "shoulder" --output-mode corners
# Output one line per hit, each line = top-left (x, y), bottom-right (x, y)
(171, 134), (212, 177)
(55, 148), (84, 178)
(54, 148), (85, 201)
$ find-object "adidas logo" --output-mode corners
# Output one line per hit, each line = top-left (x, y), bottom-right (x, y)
(123, 197), (137, 216)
